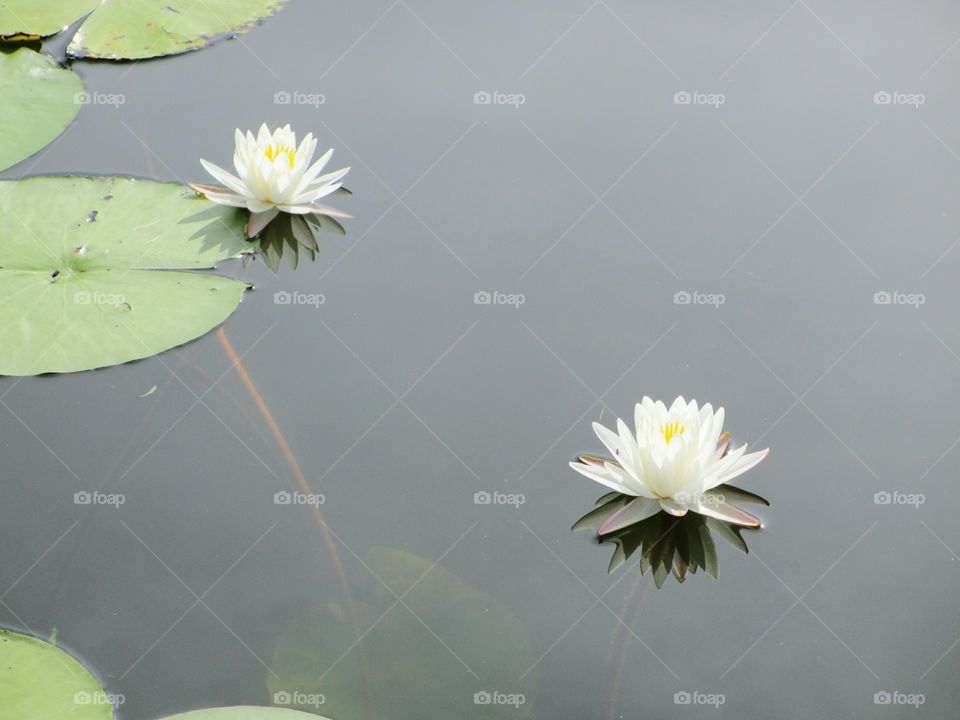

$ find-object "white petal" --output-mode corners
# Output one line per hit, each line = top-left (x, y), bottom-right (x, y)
(568, 460), (636, 497)
(598, 497), (661, 535)
(715, 448), (769, 485)
(200, 159), (249, 197)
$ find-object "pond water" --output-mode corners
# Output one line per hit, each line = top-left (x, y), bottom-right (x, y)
(3, 0), (960, 717)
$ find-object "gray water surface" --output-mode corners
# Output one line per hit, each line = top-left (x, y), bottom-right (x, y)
(3, 1), (960, 718)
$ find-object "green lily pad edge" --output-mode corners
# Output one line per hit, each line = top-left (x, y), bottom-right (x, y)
(0, 175), (255, 376)
(157, 708), (332, 720)
(0, 627), (114, 719)
(0, 47), (83, 173)
(0, 0), (291, 61)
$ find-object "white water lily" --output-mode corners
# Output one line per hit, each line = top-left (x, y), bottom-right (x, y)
(570, 397), (769, 533)
(190, 124), (351, 238)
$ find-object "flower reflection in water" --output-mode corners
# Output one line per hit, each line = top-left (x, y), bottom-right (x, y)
(572, 484), (769, 588)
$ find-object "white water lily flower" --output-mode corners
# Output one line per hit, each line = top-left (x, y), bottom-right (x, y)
(570, 397), (769, 533)
(190, 124), (351, 238)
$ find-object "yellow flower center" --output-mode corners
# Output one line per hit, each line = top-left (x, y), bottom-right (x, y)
(660, 421), (685, 444)
(264, 144), (296, 169)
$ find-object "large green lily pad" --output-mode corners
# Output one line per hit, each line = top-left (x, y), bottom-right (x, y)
(0, 0), (99, 39)
(268, 546), (537, 720)
(67, 0), (289, 60)
(0, 628), (114, 720)
(0, 48), (83, 173)
(0, 176), (253, 376)
(158, 709), (329, 720)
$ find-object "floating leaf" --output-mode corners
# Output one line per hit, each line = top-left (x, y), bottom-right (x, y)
(0, 176), (254, 376)
(0, 0), (99, 39)
(0, 628), (114, 719)
(67, 0), (289, 60)
(0, 48), (83, 172)
(269, 546), (537, 719)
(158, 709), (330, 720)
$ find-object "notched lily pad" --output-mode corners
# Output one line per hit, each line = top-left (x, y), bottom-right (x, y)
(67, 0), (289, 60)
(0, 627), (114, 719)
(0, 176), (255, 376)
(0, 47), (83, 172)
(0, 0), (99, 39)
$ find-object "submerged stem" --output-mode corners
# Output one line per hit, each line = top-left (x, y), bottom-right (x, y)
(217, 327), (370, 717)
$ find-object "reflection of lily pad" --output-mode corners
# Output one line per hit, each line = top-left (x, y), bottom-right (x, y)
(158, 709), (329, 720)
(0, 176), (253, 376)
(0, 48), (83, 173)
(269, 546), (537, 720)
(0, 1), (99, 39)
(67, 0), (289, 60)
(0, 628), (113, 719)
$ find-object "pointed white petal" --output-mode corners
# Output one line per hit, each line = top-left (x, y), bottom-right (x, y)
(598, 497), (661, 535)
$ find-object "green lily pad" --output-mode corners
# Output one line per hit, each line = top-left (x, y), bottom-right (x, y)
(268, 546), (537, 720)
(0, 176), (253, 376)
(67, 0), (289, 60)
(158, 709), (329, 720)
(0, 48), (83, 173)
(0, 0), (99, 39)
(0, 628), (114, 719)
